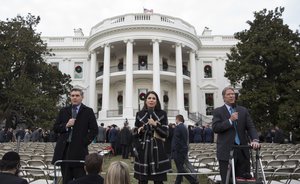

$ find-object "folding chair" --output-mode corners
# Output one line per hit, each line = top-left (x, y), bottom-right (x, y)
(22, 166), (53, 184)
(267, 167), (294, 184)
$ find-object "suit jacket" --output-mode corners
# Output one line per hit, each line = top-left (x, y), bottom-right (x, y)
(68, 174), (104, 184)
(52, 104), (98, 166)
(212, 105), (258, 161)
(0, 173), (28, 184)
(171, 123), (188, 159)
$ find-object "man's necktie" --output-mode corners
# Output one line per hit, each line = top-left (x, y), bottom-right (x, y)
(230, 107), (240, 145)
(67, 106), (77, 142)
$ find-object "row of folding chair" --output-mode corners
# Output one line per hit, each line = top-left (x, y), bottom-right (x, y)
(262, 154), (300, 161)
(262, 160), (299, 170)
(265, 167), (300, 184)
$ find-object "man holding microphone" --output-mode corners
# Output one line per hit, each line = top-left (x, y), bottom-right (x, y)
(212, 86), (260, 184)
(52, 88), (98, 184)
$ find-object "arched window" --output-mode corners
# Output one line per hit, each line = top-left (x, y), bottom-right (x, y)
(204, 65), (212, 78)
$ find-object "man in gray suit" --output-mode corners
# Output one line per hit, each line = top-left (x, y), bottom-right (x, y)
(97, 123), (106, 143)
(212, 86), (260, 184)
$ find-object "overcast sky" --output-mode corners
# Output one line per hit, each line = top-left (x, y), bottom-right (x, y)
(1, 0), (299, 37)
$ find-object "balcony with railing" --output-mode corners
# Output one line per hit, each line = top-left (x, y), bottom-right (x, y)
(96, 64), (190, 78)
(90, 13), (197, 36)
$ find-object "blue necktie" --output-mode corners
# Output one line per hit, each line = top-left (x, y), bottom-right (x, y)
(230, 107), (240, 145)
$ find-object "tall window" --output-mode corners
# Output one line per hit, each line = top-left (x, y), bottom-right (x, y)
(162, 58), (168, 71)
(205, 93), (214, 115)
(163, 91), (169, 111)
(138, 88), (148, 111)
(97, 94), (102, 111)
(138, 55), (148, 70)
(117, 91), (123, 115)
(74, 62), (83, 79)
(118, 58), (124, 71)
(182, 63), (188, 75)
(204, 62), (212, 78)
(184, 93), (189, 113)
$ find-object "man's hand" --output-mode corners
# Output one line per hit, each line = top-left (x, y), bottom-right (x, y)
(230, 112), (238, 122)
(66, 118), (76, 128)
(250, 141), (260, 149)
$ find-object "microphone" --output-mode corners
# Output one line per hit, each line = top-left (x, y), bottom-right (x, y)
(68, 105), (77, 142)
(148, 108), (154, 119)
(231, 103), (236, 112)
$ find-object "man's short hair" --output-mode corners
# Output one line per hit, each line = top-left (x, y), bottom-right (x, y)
(70, 88), (84, 96)
(176, 114), (185, 123)
(0, 151), (20, 170)
(222, 86), (235, 97)
(100, 123), (104, 126)
(84, 153), (103, 174)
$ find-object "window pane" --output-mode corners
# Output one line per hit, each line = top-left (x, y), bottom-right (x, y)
(205, 93), (214, 115)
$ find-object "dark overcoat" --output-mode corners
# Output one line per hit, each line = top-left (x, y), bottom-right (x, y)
(52, 104), (98, 166)
(133, 109), (171, 181)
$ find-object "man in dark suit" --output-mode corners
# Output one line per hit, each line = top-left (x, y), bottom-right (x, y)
(68, 153), (104, 184)
(52, 88), (98, 184)
(0, 151), (28, 184)
(212, 86), (260, 184)
(172, 114), (199, 184)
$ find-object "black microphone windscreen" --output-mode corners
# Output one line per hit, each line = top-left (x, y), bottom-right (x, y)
(148, 108), (154, 118)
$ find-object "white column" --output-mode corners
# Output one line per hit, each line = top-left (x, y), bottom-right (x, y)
(175, 43), (186, 116)
(89, 51), (97, 112)
(190, 50), (198, 113)
(99, 44), (111, 118)
(152, 39), (161, 96)
(123, 39), (134, 118)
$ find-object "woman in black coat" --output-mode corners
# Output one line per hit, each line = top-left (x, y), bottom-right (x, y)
(133, 91), (171, 184)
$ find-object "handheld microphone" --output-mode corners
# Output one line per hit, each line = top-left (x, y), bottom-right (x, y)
(231, 103), (236, 112)
(148, 108), (154, 119)
(68, 105), (77, 142)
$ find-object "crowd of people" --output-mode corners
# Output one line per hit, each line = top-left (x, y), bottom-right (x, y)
(0, 87), (297, 184)
(0, 127), (57, 143)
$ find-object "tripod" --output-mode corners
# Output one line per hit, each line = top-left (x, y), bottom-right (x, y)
(225, 145), (266, 184)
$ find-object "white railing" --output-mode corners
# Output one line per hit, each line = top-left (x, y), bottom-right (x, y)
(90, 13), (197, 36)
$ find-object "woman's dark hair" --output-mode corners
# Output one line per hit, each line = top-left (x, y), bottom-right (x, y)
(142, 91), (162, 111)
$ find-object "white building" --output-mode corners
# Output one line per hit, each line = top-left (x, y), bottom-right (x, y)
(43, 13), (238, 127)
